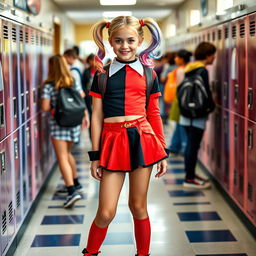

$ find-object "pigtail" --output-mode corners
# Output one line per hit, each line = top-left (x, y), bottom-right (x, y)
(92, 20), (109, 73)
(139, 18), (162, 68)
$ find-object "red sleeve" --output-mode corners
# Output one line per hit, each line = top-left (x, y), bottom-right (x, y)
(146, 95), (167, 149)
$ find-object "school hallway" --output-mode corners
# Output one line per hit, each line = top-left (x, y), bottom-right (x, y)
(12, 127), (256, 256)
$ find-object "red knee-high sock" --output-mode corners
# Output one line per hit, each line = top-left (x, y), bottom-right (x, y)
(86, 221), (108, 253)
(133, 217), (151, 255)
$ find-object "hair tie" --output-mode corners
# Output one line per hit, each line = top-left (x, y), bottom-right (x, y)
(139, 19), (145, 27)
(106, 22), (111, 28)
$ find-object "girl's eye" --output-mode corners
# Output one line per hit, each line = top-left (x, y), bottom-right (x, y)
(115, 40), (122, 44)
(128, 39), (135, 43)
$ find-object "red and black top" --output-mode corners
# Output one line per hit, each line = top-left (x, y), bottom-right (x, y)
(89, 58), (166, 149)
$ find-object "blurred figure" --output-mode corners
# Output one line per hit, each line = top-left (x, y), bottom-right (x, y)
(167, 49), (192, 155)
(73, 45), (86, 72)
(41, 54), (85, 208)
(180, 42), (216, 189)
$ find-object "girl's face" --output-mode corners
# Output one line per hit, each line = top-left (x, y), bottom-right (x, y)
(109, 26), (143, 62)
(174, 56), (184, 66)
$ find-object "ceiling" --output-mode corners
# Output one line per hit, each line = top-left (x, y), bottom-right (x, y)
(52, 0), (185, 24)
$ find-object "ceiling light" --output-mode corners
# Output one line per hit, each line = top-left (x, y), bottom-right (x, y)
(103, 11), (132, 18)
(100, 0), (136, 5)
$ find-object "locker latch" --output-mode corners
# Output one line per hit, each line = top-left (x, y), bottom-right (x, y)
(234, 84), (239, 104)
(0, 150), (6, 174)
(248, 129), (253, 150)
(248, 88), (253, 109)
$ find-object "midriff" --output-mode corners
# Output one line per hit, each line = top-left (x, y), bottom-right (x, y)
(104, 115), (144, 123)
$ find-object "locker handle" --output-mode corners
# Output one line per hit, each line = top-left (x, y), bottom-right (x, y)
(248, 129), (253, 150)
(13, 97), (17, 118)
(223, 82), (228, 99)
(26, 127), (30, 147)
(33, 88), (36, 104)
(234, 123), (238, 138)
(13, 138), (19, 159)
(0, 150), (6, 174)
(0, 103), (4, 127)
(21, 93), (25, 113)
(248, 88), (253, 109)
(234, 84), (239, 104)
(26, 91), (29, 111)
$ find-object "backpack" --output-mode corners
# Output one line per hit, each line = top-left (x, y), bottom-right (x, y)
(177, 68), (214, 118)
(97, 64), (154, 108)
(54, 83), (86, 127)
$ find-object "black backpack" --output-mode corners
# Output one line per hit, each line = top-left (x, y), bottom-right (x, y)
(54, 84), (86, 127)
(97, 64), (154, 108)
(177, 68), (214, 118)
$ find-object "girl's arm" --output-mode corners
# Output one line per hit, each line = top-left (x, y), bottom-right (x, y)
(41, 98), (51, 112)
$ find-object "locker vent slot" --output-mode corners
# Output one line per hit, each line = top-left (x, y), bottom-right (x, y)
(0, 103), (4, 127)
(239, 174), (244, 192)
(234, 169), (237, 185)
(240, 23), (245, 38)
(36, 34), (39, 45)
(40, 36), (43, 45)
(19, 29), (23, 42)
(207, 33), (210, 41)
(234, 123), (238, 138)
(14, 138), (19, 159)
(0, 150), (6, 174)
(31, 34), (35, 45)
(2, 210), (7, 234)
(25, 31), (29, 43)
(12, 27), (16, 41)
(13, 97), (17, 118)
(3, 25), (8, 39)
(225, 27), (229, 39)
(8, 201), (13, 223)
(21, 93), (25, 113)
(16, 191), (20, 208)
(232, 25), (237, 38)
(248, 129), (253, 150)
(248, 183), (253, 202)
(250, 21), (255, 36)
(218, 29), (221, 40)
(212, 31), (215, 41)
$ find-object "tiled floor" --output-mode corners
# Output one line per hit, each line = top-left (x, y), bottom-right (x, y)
(13, 127), (256, 256)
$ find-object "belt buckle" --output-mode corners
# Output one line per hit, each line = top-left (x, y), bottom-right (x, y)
(123, 122), (132, 128)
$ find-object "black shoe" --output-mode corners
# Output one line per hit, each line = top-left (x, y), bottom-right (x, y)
(63, 192), (81, 208)
(55, 184), (85, 195)
(135, 254), (150, 256)
(82, 248), (100, 255)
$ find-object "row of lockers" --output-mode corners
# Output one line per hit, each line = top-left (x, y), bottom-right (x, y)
(168, 12), (256, 227)
(0, 17), (54, 256)
(0, 17), (53, 143)
(169, 12), (256, 123)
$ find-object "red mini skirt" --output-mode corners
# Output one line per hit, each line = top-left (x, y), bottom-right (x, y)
(99, 116), (168, 172)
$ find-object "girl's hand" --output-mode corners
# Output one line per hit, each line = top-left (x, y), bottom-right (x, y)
(155, 159), (167, 178)
(83, 116), (90, 129)
(90, 160), (102, 181)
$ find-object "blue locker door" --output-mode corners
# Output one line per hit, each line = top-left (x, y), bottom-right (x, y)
(0, 140), (8, 254)
(13, 129), (22, 229)
(2, 20), (13, 135)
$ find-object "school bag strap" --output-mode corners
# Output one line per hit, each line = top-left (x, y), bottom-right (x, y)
(97, 63), (154, 109)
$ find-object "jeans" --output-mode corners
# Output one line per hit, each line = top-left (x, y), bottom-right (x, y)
(169, 123), (187, 154)
(183, 126), (204, 180)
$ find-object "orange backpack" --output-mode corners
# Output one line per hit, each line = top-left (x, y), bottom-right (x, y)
(163, 67), (179, 104)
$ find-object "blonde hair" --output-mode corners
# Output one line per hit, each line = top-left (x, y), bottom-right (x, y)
(42, 54), (74, 90)
(92, 16), (162, 72)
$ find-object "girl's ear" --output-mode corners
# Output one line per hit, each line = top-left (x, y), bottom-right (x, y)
(138, 37), (144, 46)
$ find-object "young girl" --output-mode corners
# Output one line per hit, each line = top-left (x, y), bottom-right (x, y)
(41, 55), (89, 208)
(83, 16), (168, 256)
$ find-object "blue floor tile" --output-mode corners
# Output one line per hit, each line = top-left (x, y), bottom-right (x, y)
(169, 159), (184, 164)
(103, 232), (133, 245)
(31, 234), (80, 247)
(48, 205), (86, 209)
(41, 215), (84, 225)
(52, 194), (87, 200)
(196, 254), (247, 256)
(186, 230), (236, 242)
(173, 202), (211, 205)
(169, 190), (205, 197)
(177, 211), (221, 221)
(56, 183), (89, 189)
(164, 178), (184, 185)
(112, 213), (132, 223)
(167, 168), (185, 174)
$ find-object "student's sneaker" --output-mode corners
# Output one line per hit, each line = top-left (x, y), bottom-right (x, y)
(55, 184), (85, 195)
(195, 174), (210, 182)
(135, 254), (150, 256)
(82, 248), (100, 255)
(63, 192), (81, 208)
(183, 179), (211, 189)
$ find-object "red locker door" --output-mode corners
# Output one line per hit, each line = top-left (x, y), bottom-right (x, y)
(247, 14), (256, 122)
(2, 20), (12, 135)
(233, 114), (246, 207)
(247, 120), (256, 223)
